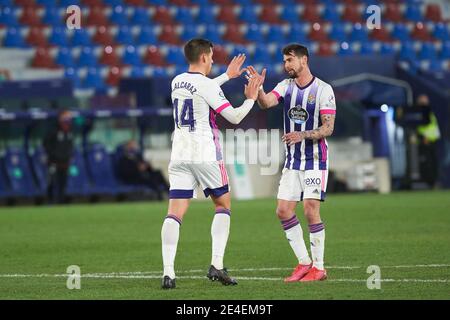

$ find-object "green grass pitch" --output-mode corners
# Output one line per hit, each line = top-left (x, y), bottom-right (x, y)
(0, 191), (449, 300)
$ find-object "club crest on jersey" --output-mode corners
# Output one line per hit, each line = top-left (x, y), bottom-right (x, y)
(307, 94), (316, 105)
(288, 105), (309, 124)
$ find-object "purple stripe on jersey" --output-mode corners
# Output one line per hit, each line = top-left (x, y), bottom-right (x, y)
(209, 109), (223, 161)
(292, 85), (306, 170)
(283, 83), (295, 169)
(304, 82), (319, 170)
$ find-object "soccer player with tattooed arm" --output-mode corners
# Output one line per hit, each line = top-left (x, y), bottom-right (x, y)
(247, 43), (336, 282)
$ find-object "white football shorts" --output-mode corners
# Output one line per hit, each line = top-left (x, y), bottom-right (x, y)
(277, 168), (328, 202)
(168, 160), (230, 199)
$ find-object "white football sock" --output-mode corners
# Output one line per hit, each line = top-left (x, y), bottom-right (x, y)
(282, 215), (311, 265)
(211, 208), (231, 270)
(309, 223), (325, 270)
(161, 215), (181, 279)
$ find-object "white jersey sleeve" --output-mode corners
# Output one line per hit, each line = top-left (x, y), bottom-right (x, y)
(213, 73), (230, 86)
(270, 79), (290, 102)
(319, 84), (336, 115)
(200, 78), (232, 114)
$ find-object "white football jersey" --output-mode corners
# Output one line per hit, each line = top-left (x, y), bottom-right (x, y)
(170, 72), (231, 162)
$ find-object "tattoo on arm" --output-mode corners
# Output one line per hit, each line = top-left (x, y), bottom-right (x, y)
(302, 114), (335, 140)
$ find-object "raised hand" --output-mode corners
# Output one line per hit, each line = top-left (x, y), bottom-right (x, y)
(245, 66), (267, 87)
(244, 75), (264, 100)
(225, 54), (247, 79)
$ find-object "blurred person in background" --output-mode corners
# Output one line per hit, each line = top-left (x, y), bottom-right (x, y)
(414, 94), (441, 188)
(43, 110), (74, 204)
(117, 140), (169, 200)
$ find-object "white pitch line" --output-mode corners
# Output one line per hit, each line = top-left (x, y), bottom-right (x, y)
(76, 264), (450, 276)
(0, 264), (449, 281)
(0, 274), (449, 283)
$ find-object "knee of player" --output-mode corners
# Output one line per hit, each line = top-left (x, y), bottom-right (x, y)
(276, 206), (292, 220)
(303, 199), (320, 215)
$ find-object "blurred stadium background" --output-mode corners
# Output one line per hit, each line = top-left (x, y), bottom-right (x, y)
(0, 0), (449, 202)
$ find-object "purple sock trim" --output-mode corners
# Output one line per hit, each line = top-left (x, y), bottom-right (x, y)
(166, 214), (182, 225)
(309, 222), (324, 233)
(281, 215), (299, 231)
(215, 208), (231, 216)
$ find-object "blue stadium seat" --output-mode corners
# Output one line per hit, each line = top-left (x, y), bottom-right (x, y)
(60, 0), (80, 6)
(49, 27), (69, 47)
(83, 68), (106, 90)
(64, 67), (82, 89)
(37, 0), (57, 7)
(71, 29), (92, 47)
(147, 0), (166, 5)
(190, 0), (208, 5)
(404, 5), (423, 22)
(153, 67), (169, 77)
(230, 45), (251, 58)
(196, 6), (217, 24)
(130, 66), (146, 78)
(85, 144), (136, 195)
(204, 25), (222, 44)
(0, 7), (19, 27)
(29, 146), (48, 194)
(266, 25), (285, 43)
(180, 25), (199, 42)
(104, 0), (124, 6)
(418, 42), (437, 60)
(391, 24), (411, 41)
(0, 0), (13, 7)
(252, 44), (273, 64)
(433, 23), (450, 41)
(440, 42), (450, 59)
(0, 158), (13, 199)
(136, 26), (157, 45)
(3, 147), (42, 197)
(42, 8), (62, 26)
(176, 7), (195, 24)
(329, 24), (347, 42)
(116, 26), (135, 45)
(359, 42), (375, 55)
(280, 6), (299, 23)
(399, 42), (417, 61)
(322, 5), (340, 23)
(349, 24), (369, 42)
(110, 5), (129, 26)
(123, 45), (142, 66)
(245, 24), (264, 43)
(428, 59), (443, 73)
(56, 47), (75, 68)
(130, 7), (151, 25)
(165, 47), (185, 65)
(78, 47), (98, 67)
(285, 24), (308, 43)
(380, 43), (395, 55)
(3, 28), (28, 48)
(337, 43), (354, 56)
(239, 6), (259, 24)
(66, 149), (92, 197)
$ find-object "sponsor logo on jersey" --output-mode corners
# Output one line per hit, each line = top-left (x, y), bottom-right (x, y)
(288, 105), (309, 124)
(305, 177), (321, 186)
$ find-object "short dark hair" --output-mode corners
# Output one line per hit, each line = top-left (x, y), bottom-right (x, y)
(282, 43), (309, 59)
(184, 38), (213, 64)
